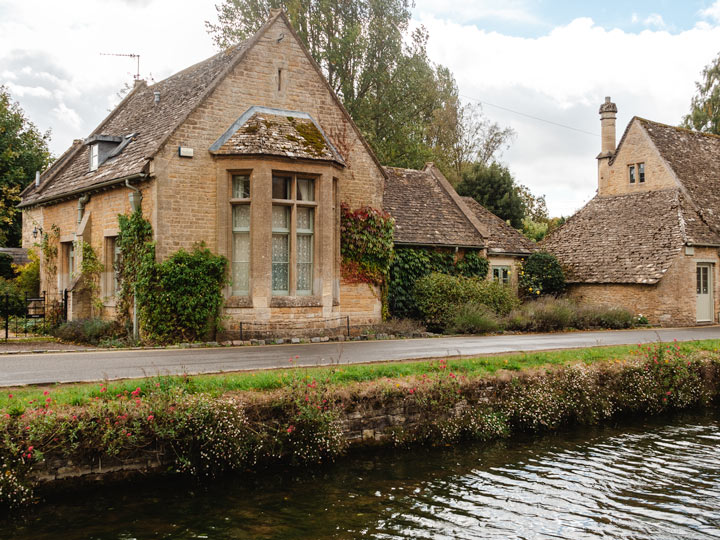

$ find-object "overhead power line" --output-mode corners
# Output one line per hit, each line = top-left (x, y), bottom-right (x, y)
(460, 94), (600, 137)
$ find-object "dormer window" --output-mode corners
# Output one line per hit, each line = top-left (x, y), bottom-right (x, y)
(85, 133), (134, 172)
(90, 144), (99, 171)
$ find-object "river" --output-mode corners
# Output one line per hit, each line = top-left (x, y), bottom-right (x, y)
(3, 408), (719, 539)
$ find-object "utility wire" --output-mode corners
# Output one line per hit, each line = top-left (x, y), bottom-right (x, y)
(460, 94), (600, 137)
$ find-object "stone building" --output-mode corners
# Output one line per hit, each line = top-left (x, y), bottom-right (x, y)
(544, 97), (720, 326)
(383, 163), (536, 288)
(18, 10), (384, 335)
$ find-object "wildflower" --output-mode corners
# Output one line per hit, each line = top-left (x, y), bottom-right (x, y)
(287, 425), (295, 433)
(147, 415), (154, 421)
(666, 391), (672, 396)
(409, 388), (415, 394)
(43, 391), (49, 396)
(100, 387), (106, 393)
(45, 397), (51, 403)
(7, 394), (12, 399)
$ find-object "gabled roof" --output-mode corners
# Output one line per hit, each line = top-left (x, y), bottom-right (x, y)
(542, 189), (709, 284)
(210, 106), (345, 165)
(20, 10), (385, 208)
(461, 197), (537, 255)
(382, 164), (486, 248)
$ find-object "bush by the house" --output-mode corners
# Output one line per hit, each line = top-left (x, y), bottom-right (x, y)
(0, 278), (25, 317)
(0, 254), (15, 280)
(504, 298), (636, 332)
(518, 251), (565, 297)
(448, 302), (501, 334)
(52, 318), (121, 345)
(414, 272), (518, 331)
(13, 251), (40, 298)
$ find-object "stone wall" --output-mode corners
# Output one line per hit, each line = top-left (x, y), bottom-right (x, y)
(598, 120), (678, 197)
(567, 246), (720, 326)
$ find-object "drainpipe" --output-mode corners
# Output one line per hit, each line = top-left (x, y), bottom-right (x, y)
(77, 193), (90, 224)
(125, 179), (143, 341)
(125, 178), (143, 211)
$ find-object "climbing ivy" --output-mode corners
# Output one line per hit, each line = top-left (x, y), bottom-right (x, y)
(76, 240), (104, 316)
(388, 247), (489, 319)
(38, 224), (59, 293)
(116, 210), (228, 343)
(340, 203), (395, 285)
(116, 209), (154, 327)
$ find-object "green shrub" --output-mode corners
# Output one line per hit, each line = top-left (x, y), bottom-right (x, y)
(13, 251), (39, 298)
(52, 318), (120, 345)
(527, 297), (574, 332)
(0, 254), (14, 280)
(574, 305), (635, 329)
(0, 278), (24, 317)
(414, 273), (518, 330)
(518, 251), (565, 297)
(449, 302), (501, 334)
(138, 245), (228, 343)
(388, 247), (488, 319)
(504, 298), (638, 332)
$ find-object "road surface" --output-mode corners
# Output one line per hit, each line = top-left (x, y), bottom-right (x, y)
(1, 326), (719, 387)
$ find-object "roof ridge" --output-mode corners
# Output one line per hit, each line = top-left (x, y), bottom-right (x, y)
(637, 117), (720, 141)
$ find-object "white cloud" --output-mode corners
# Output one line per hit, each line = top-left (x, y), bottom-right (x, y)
(418, 14), (720, 215)
(643, 13), (665, 28)
(700, 0), (720, 22)
(631, 13), (639, 24)
(414, 0), (541, 25)
(51, 102), (82, 129)
(5, 83), (52, 99)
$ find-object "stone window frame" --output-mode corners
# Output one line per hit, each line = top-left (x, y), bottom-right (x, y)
(271, 172), (318, 297)
(102, 235), (121, 302)
(628, 162), (645, 184)
(60, 240), (75, 291)
(89, 144), (99, 172)
(491, 265), (511, 285)
(230, 171), (252, 297)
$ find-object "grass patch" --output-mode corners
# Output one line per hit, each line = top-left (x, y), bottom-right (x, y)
(2, 339), (720, 411)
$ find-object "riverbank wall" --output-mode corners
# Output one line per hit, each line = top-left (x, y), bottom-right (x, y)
(3, 346), (720, 510)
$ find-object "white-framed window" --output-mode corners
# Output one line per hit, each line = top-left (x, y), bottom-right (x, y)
(90, 144), (99, 171)
(231, 174), (251, 295)
(271, 174), (316, 296)
(629, 162), (645, 184)
(491, 265), (510, 285)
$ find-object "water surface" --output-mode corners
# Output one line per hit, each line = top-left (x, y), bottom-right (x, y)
(3, 409), (719, 539)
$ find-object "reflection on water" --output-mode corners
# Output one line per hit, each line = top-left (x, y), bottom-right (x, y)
(3, 409), (720, 539)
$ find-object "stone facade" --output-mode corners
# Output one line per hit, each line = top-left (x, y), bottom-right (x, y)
(19, 12), (382, 334)
(545, 97), (720, 326)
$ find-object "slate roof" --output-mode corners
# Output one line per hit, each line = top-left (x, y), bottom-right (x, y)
(382, 165), (486, 248)
(461, 197), (537, 255)
(20, 41), (250, 207)
(210, 107), (345, 165)
(544, 116), (720, 284)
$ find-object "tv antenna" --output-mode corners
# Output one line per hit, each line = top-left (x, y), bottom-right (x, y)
(100, 52), (141, 80)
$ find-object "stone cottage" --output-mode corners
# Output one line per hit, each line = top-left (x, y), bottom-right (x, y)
(544, 97), (720, 326)
(383, 163), (536, 288)
(18, 10), (385, 335)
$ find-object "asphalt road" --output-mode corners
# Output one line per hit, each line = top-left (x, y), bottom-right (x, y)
(1, 326), (719, 387)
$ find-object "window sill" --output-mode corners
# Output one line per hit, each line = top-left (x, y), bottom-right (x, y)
(270, 296), (322, 308)
(225, 296), (253, 308)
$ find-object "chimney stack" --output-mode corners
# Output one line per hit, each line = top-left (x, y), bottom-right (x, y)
(599, 96), (617, 157)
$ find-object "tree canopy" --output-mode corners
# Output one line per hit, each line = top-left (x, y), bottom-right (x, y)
(0, 86), (52, 247)
(682, 51), (720, 135)
(205, 0), (511, 175)
(456, 162), (526, 229)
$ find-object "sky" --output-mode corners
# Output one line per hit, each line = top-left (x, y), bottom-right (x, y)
(2, 1), (720, 216)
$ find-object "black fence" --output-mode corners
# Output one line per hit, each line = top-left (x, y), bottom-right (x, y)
(1, 290), (67, 341)
(235, 315), (352, 340)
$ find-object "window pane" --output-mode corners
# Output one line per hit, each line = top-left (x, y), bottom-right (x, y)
(232, 175), (250, 198)
(297, 207), (313, 232)
(629, 165), (635, 183)
(112, 238), (121, 294)
(272, 176), (290, 199)
(272, 205), (289, 231)
(638, 163), (645, 183)
(272, 234), (289, 293)
(232, 205), (250, 230)
(297, 234), (313, 293)
(297, 178), (315, 201)
(232, 232), (250, 294)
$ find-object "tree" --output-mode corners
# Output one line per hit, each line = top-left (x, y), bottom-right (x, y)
(682, 51), (720, 134)
(0, 86), (52, 246)
(205, 0), (511, 172)
(456, 162), (526, 229)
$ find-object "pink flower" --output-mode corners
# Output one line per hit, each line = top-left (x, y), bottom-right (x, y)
(287, 425), (295, 433)
(100, 387), (106, 393)
(666, 391), (672, 395)
(28, 446), (34, 452)
(45, 397), (51, 403)
(43, 391), (49, 396)
(147, 415), (154, 421)
(8, 394), (12, 399)
(409, 388), (415, 394)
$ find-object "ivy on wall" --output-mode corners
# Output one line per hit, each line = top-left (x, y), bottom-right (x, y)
(340, 203), (395, 286)
(116, 210), (228, 343)
(38, 224), (59, 294)
(388, 247), (489, 319)
(75, 240), (104, 316)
